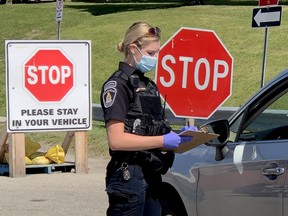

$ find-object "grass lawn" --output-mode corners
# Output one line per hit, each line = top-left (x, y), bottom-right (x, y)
(1, 1), (288, 157)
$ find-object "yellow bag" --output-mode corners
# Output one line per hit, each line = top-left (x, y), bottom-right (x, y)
(29, 151), (46, 160)
(25, 136), (41, 157)
(4, 153), (33, 165)
(25, 157), (33, 165)
(45, 145), (65, 164)
(30, 152), (51, 165)
(31, 156), (51, 165)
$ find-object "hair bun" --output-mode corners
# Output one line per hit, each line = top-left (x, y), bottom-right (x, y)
(117, 42), (125, 52)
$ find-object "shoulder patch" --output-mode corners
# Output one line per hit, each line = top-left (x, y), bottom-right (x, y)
(103, 81), (117, 108)
(104, 80), (117, 91)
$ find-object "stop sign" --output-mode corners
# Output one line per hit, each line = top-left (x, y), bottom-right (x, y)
(156, 27), (233, 119)
(24, 49), (74, 102)
(259, 0), (278, 6)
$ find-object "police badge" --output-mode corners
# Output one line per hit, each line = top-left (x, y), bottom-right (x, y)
(103, 81), (117, 108)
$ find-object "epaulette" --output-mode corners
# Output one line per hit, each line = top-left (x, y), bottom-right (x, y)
(113, 70), (129, 81)
(113, 70), (140, 89)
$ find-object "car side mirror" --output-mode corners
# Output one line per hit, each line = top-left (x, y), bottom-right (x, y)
(200, 119), (229, 145)
(199, 119), (230, 161)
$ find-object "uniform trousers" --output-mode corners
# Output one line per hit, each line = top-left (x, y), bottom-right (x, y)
(106, 162), (162, 216)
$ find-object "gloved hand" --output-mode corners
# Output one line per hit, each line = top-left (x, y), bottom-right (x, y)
(163, 132), (192, 149)
(180, 125), (198, 132)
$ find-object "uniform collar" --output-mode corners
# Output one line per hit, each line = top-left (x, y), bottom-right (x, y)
(119, 62), (143, 78)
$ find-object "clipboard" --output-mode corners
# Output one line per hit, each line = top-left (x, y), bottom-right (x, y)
(162, 130), (219, 153)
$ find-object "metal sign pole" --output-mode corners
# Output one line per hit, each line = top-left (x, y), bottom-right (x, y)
(57, 21), (61, 40)
(252, 4), (282, 88)
(261, 26), (269, 88)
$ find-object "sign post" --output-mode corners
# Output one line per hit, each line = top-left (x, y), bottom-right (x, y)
(252, 1), (282, 87)
(156, 27), (233, 119)
(56, 0), (63, 40)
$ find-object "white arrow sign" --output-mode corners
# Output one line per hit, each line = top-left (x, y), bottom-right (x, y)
(252, 6), (282, 28)
(254, 9), (280, 26)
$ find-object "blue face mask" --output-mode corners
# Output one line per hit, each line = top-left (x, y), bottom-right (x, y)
(134, 47), (157, 73)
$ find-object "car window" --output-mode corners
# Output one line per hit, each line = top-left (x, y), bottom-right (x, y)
(238, 89), (288, 141)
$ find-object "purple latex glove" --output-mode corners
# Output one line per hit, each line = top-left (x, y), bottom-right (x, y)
(163, 132), (192, 149)
(180, 125), (198, 132)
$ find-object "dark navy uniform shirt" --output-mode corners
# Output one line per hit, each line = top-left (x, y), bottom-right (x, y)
(100, 61), (158, 124)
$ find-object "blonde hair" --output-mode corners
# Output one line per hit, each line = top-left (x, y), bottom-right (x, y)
(117, 22), (161, 57)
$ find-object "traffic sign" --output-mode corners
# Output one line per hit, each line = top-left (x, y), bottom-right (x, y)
(56, 0), (63, 22)
(155, 27), (233, 119)
(24, 49), (74, 102)
(252, 6), (282, 28)
(6, 40), (92, 132)
(259, 0), (279, 6)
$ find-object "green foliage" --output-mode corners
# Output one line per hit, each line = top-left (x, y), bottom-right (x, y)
(1, 2), (288, 112)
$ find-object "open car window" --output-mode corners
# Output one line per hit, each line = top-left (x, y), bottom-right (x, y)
(238, 89), (288, 141)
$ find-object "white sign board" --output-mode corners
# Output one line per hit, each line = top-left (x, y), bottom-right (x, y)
(5, 40), (92, 132)
(56, 0), (63, 22)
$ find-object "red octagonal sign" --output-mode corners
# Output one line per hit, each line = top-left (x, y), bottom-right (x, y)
(24, 49), (74, 102)
(156, 27), (233, 119)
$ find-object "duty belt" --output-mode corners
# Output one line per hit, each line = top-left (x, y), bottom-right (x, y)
(109, 150), (164, 173)
(110, 151), (145, 166)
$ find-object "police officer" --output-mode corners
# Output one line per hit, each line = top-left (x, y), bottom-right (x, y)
(100, 22), (193, 216)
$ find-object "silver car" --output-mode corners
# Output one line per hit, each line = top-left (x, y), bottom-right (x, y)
(161, 68), (288, 216)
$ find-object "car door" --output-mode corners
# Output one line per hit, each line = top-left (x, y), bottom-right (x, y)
(197, 77), (288, 216)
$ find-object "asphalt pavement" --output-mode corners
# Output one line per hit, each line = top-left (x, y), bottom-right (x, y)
(0, 158), (109, 216)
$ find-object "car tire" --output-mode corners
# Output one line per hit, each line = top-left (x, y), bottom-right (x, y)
(160, 185), (188, 216)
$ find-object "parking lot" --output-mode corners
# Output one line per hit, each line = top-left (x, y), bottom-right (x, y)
(0, 158), (108, 216)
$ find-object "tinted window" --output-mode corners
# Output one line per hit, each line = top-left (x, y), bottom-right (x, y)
(239, 89), (288, 141)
